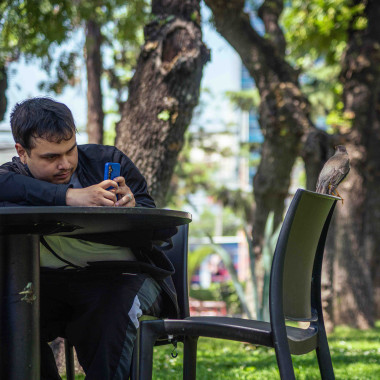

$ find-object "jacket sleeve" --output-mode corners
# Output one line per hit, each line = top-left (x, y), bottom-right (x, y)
(111, 148), (156, 208)
(0, 170), (70, 206)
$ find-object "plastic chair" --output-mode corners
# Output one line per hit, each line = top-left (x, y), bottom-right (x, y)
(136, 189), (338, 380)
(64, 223), (190, 380)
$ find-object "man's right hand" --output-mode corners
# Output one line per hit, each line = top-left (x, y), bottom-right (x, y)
(66, 180), (119, 206)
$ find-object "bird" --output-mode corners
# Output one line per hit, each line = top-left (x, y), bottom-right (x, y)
(316, 145), (350, 202)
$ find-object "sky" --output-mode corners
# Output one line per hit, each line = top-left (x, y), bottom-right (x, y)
(1, 5), (242, 136)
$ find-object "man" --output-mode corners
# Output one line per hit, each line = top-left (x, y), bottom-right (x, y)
(0, 97), (178, 380)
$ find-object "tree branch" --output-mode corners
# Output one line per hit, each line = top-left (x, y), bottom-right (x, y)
(257, 0), (286, 56)
(205, 0), (296, 83)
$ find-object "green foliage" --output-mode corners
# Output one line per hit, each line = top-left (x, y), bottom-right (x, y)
(188, 245), (214, 282)
(259, 212), (281, 321)
(282, 0), (366, 66)
(325, 106), (354, 133)
(39, 50), (79, 93)
(103, 125), (117, 146)
(189, 285), (216, 301)
(213, 281), (243, 316)
(211, 241), (252, 318)
(190, 209), (218, 237)
(300, 62), (341, 123)
(213, 187), (254, 223)
(157, 110), (171, 121)
(0, 0), (73, 63)
(186, 208), (242, 242)
(166, 116), (255, 214)
(225, 89), (260, 112)
(190, 281), (244, 316)
(165, 82), (257, 211)
(281, 0), (366, 131)
(101, 0), (149, 104)
(221, 208), (243, 236)
(165, 131), (221, 208)
(190, 10), (199, 24)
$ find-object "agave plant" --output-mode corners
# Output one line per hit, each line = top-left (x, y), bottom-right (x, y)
(259, 211), (281, 321)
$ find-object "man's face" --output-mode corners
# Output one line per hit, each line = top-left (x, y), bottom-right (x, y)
(15, 135), (78, 184)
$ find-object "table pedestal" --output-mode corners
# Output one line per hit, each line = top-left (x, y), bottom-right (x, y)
(0, 235), (40, 380)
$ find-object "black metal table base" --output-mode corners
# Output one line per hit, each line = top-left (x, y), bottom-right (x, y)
(0, 234), (40, 380)
(0, 207), (191, 380)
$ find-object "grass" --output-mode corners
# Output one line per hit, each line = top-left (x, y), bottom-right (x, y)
(67, 321), (380, 379)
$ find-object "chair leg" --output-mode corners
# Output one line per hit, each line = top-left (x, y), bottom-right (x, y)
(183, 336), (198, 380)
(316, 330), (335, 380)
(138, 324), (158, 380)
(64, 339), (75, 380)
(130, 336), (139, 380)
(273, 343), (296, 380)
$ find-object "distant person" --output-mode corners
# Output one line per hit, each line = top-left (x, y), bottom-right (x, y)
(0, 97), (179, 380)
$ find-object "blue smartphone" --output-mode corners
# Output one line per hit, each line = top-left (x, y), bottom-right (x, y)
(104, 162), (121, 190)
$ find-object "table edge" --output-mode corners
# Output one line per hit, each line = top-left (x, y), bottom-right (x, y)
(0, 206), (192, 221)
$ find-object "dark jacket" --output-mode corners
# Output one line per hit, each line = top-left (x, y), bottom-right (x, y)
(0, 144), (179, 318)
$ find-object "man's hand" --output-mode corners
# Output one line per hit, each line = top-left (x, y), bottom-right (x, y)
(114, 177), (136, 207)
(66, 180), (119, 206)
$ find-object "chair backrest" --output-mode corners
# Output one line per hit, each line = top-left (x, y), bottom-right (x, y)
(165, 224), (190, 319)
(269, 189), (338, 322)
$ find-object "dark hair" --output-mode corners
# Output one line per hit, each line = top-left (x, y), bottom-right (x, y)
(10, 97), (78, 152)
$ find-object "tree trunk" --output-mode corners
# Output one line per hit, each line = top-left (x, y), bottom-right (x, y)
(375, 98), (380, 319)
(334, 0), (380, 327)
(365, 0), (380, 322)
(115, 0), (209, 206)
(301, 129), (335, 191)
(0, 65), (7, 121)
(205, 0), (312, 253)
(85, 19), (104, 144)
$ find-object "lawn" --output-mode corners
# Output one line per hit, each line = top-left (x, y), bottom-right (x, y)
(68, 321), (380, 379)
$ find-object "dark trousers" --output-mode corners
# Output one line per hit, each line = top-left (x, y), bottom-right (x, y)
(40, 270), (163, 380)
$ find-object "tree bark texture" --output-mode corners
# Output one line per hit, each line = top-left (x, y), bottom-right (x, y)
(115, 0), (209, 206)
(205, 0), (313, 255)
(0, 65), (7, 121)
(85, 19), (104, 144)
(335, 0), (380, 327)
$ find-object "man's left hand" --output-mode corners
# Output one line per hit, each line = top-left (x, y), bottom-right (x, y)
(113, 177), (136, 207)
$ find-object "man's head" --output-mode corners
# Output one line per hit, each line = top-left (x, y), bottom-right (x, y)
(11, 97), (79, 184)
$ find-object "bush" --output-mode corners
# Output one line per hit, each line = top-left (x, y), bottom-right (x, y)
(190, 281), (245, 316)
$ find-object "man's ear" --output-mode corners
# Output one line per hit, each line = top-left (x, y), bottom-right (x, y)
(15, 143), (28, 164)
